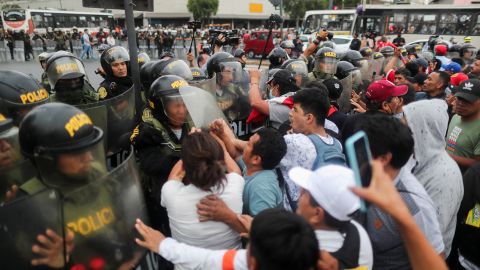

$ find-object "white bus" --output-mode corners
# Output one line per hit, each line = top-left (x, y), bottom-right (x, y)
(304, 4), (480, 44)
(1, 9), (114, 34)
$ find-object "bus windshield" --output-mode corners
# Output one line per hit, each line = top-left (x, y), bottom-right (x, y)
(3, 10), (26, 21)
(305, 13), (354, 33)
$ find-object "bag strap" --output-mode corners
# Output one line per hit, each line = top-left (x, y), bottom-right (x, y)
(276, 167), (297, 212)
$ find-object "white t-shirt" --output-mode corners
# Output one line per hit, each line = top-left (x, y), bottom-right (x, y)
(315, 221), (373, 270)
(161, 173), (244, 251)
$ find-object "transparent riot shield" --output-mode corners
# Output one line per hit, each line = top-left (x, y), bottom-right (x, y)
(120, 40), (129, 50)
(77, 87), (136, 169)
(0, 159), (37, 202)
(179, 85), (227, 129)
(0, 189), (63, 269)
(190, 76), (217, 97)
(258, 68), (269, 98)
(14, 40), (25, 62)
(361, 59), (374, 82)
(139, 39), (148, 55)
(32, 39), (44, 59)
(0, 41), (6, 62)
(174, 38), (186, 60)
(372, 57), (384, 81)
(72, 40), (83, 58)
(46, 39), (56, 52)
(62, 150), (149, 269)
(338, 73), (353, 113)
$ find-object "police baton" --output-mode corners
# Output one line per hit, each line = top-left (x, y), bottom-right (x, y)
(258, 14), (283, 69)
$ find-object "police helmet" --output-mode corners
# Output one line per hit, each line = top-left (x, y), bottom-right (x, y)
(97, 44), (110, 54)
(405, 44), (422, 55)
(137, 52), (151, 68)
(234, 48), (246, 58)
(359, 47), (373, 58)
(320, 41), (336, 50)
(340, 50), (365, 67)
(464, 36), (472, 43)
(205, 52), (236, 79)
(147, 75), (189, 118)
(448, 44), (462, 58)
(461, 44), (477, 58)
(0, 71), (50, 125)
(373, 52), (384, 60)
(46, 51), (86, 89)
(335, 61), (356, 80)
(280, 40), (295, 49)
(190, 67), (207, 81)
(160, 50), (175, 60)
(38, 52), (52, 66)
(100, 46), (130, 78)
(314, 47), (338, 75)
(140, 60), (158, 95)
(151, 58), (193, 82)
(19, 103), (105, 187)
(380, 46), (394, 57)
(267, 48), (289, 68)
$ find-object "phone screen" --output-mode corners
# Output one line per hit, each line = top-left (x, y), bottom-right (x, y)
(353, 136), (372, 187)
(345, 131), (373, 212)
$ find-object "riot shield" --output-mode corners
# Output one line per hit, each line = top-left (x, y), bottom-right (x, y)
(14, 40), (25, 62)
(120, 40), (129, 50)
(72, 40), (83, 58)
(0, 41), (6, 62)
(190, 76), (217, 97)
(338, 73), (353, 113)
(372, 57), (384, 81)
(77, 87), (136, 169)
(46, 39), (56, 52)
(179, 85), (227, 129)
(62, 150), (149, 269)
(174, 38), (186, 60)
(0, 159), (37, 202)
(360, 59), (373, 82)
(32, 39), (44, 59)
(0, 189), (63, 269)
(258, 68), (269, 98)
(138, 39), (148, 55)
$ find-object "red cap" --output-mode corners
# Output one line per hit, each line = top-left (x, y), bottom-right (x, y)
(366, 80), (408, 103)
(450, 72), (469, 86)
(435, 45), (447, 56)
(385, 69), (395, 83)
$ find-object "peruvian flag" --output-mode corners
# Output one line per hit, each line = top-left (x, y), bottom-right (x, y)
(247, 96), (294, 124)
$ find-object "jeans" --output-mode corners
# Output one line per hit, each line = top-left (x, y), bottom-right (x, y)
(80, 44), (93, 60)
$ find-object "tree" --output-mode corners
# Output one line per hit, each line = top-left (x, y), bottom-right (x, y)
(187, 0), (219, 25)
(283, 0), (328, 28)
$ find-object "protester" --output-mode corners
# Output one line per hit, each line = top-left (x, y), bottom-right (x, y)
(416, 71), (450, 100)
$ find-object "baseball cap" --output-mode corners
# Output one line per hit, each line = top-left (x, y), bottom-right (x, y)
(365, 80), (408, 103)
(450, 72), (469, 86)
(455, 79), (480, 103)
(441, 62), (462, 73)
(435, 44), (447, 56)
(268, 69), (294, 85)
(413, 73), (428, 85)
(288, 165), (360, 221)
(323, 78), (343, 100)
(413, 58), (429, 70)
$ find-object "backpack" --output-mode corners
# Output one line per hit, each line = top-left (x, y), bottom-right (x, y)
(307, 134), (346, 169)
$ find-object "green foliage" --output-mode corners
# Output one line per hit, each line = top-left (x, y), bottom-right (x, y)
(187, 0), (219, 22)
(283, 0), (328, 20)
(1, 3), (22, 10)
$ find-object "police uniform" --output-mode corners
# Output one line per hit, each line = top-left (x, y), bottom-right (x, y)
(97, 79), (132, 100)
(41, 71), (53, 94)
(51, 79), (99, 105)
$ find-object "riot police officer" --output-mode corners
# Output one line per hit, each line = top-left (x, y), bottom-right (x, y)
(150, 58), (193, 82)
(280, 40), (295, 58)
(137, 52), (151, 69)
(335, 61), (359, 113)
(308, 47), (338, 82)
(190, 67), (207, 81)
(97, 46), (132, 100)
(38, 52), (53, 94)
(281, 59), (308, 87)
(267, 47), (289, 69)
(130, 75), (191, 233)
(461, 43), (477, 66)
(46, 51), (98, 105)
(0, 70), (50, 125)
(53, 29), (67, 51)
(233, 48), (250, 91)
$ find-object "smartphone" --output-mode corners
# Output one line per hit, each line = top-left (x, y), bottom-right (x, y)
(345, 131), (373, 211)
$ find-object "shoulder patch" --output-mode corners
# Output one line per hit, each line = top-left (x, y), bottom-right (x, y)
(98, 87), (108, 99)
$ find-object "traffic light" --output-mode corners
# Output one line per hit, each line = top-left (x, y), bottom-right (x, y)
(82, 0), (154, 11)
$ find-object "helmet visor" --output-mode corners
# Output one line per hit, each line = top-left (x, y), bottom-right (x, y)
(217, 61), (243, 84)
(0, 126), (22, 170)
(103, 47), (130, 65)
(314, 57), (338, 75)
(34, 138), (107, 190)
(160, 93), (192, 126)
(464, 48), (477, 59)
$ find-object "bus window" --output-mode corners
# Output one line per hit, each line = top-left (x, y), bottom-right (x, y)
(408, 14), (437, 35)
(472, 15), (480, 35)
(65, 15), (78, 28)
(54, 15), (66, 28)
(88, 16), (98, 28)
(98, 16), (109, 28)
(362, 17), (380, 33)
(78, 16), (88, 28)
(3, 10), (26, 22)
(439, 14), (472, 35)
(304, 14), (354, 32)
(386, 13), (406, 34)
(44, 14), (54, 29)
(31, 13), (46, 28)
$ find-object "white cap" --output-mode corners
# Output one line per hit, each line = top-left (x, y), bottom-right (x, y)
(288, 165), (360, 221)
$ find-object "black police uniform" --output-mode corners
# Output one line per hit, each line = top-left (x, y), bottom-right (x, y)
(98, 46), (133, 100)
